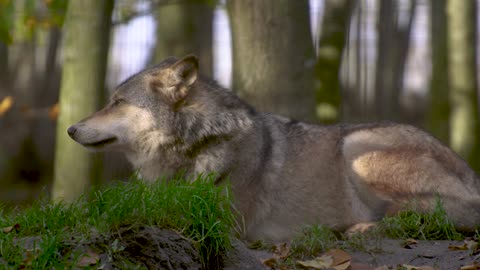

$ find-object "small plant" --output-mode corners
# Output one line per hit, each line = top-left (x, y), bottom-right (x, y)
(291, 225), (339, 258)
(380, 197), (463, 240)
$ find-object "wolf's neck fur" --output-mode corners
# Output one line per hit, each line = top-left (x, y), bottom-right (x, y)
(129, 80), (258, 182)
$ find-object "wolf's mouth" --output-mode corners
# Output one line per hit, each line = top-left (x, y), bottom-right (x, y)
(84, 137), (117, 147)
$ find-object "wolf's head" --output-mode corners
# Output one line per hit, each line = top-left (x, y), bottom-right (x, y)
(68, 55), (254, 171)
(68, 55), (200, 152)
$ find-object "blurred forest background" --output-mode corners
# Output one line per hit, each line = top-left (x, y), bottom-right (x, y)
(0, 0), (479, 203)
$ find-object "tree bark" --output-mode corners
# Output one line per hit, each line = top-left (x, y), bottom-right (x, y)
(0, 41), (8, 93)
(228, 0), (316, 122)
(447, 0), (480, 172)
(52, 0), (113, 202)
(315, 0), (352, 123)
(375, 0), (416, 122)
(38, 27), (61, 107)
(426, 0), (449, 143)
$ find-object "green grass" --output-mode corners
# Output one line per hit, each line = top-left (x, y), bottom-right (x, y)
(0, 174), (235, 269)
(291, 225), (339, 258)
(287, 198), (463, 261)
(380, 198), (463, 240)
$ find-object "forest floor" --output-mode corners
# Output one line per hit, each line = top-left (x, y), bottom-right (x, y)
(233, 238), (480, 270)
(5, 227), (480, 270)
(1, 178), (479, 269)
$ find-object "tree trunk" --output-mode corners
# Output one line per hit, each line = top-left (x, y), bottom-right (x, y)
(52, 0), (113, 202)
(375, 0), (416, 122)
(447, 0), (480, 172)
(315, 0), (352, 123)
(152, 1), (214, 76)
(228, 0), (316, 122)
(38, 27), (61, 107)
(426, 0), (449, 143)
(0, 41), (8, 93)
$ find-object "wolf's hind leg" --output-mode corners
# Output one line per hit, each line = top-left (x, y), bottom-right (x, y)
(344, 148), (480, 230)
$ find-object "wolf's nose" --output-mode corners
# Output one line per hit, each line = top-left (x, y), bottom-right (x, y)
(67, 126), (77, 137)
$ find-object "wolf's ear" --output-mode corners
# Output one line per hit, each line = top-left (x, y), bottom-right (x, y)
(170, 55), (199, 87)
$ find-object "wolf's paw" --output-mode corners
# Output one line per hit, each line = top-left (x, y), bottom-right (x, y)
(345, 222), (377, 238)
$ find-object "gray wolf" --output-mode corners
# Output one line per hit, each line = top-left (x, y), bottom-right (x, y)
(68, 55), (480, 242)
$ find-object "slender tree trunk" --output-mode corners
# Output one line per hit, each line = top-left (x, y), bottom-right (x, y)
(316, 0), (352, 123)
(38, 27), (61, 107)
(0, 41), (8, 93)
(447, 0), (480, 172)
(375, 0), (416, 122)
(228, 0), (316, 122)
(426, 0), (449, 143)
(53, 0), (114, 202)
(340, 1), (363, 122)
(152, 1), (214, 76)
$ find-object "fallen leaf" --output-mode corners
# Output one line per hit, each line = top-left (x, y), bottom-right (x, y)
(270, 242), (290, 260)
(2, 226), (13, 233)
(373, 266), (389, 270)
(417, 254), (435, 259)
(402, 238), (418, 249)
(461, 264), (480, 270)
(297, 254), (333, 269)
(333, 261), (351, 270)
(401, 264), (437, 270)
(248, 240), (266, 249)
(448, 243), (468, 250)
(0, 96), (13, 116)
(21, 248), (40, 268)
(465, 240), (479, 252)
(77, 250), (100, 267)
(350, 262), (377, 270)
(262, 257), (277, 268)
(2, 223), (20, 233)
(325, 249), (351, 268)
(345, 222), (377, 238)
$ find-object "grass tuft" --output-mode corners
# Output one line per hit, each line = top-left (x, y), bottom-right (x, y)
(380, 198), (463, 240)
(291, 225), (338, 258)
(0, 173), (235, 268)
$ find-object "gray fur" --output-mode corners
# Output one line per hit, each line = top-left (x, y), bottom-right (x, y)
(68, 55), (480, 242)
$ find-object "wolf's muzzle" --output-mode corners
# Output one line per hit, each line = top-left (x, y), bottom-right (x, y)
(67, 126), (77, 138)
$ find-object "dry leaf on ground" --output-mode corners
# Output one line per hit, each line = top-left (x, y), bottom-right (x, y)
(402, 238), (418, 249)
(448, 243), (468, 251)
(2, 223), (20, 233)
(271, 242), (291, 259)
(77, 250), (100, 267)
(325, 249), (351, 269)
(465, 240), (479, 252)
(373, 266), (389, 270)
(262, 257), (277, 269)
(401, 264), (437, 270)
(449, 240), (479, 253)
(262, 243), (291, 269)
(297, 254), (334, 269)
(297, 249), (352, 270)
(461, 262), (480, 270)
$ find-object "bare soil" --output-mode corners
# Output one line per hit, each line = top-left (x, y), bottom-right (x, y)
(239, 239), (480, 270)
(345, 239), (480, 269)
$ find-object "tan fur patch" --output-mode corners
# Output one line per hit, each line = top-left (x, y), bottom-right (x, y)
(351, 151), (380, 179)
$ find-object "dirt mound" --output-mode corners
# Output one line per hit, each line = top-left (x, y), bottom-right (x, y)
(104, 226), (202, 269)
(9, 225), (268, 269)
